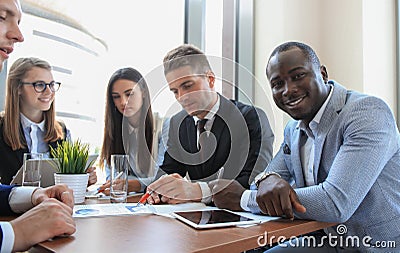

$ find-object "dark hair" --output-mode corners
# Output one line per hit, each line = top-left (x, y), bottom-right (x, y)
(163, 44), (212, 75)
(266, 41), (321, 77)
(100, 67), (154, 176)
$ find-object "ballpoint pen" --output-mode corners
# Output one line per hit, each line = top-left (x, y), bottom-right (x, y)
(95, 171), (124, 194)
(184, 171), (191, 182)
(217, 167), (224, 179)
(136, 190), (154, 206)
(136, 172), (190, 206)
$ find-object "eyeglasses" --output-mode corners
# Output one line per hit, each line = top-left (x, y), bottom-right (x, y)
(21, 81), (61, 93)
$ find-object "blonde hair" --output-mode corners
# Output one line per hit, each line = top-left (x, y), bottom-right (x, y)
(2, 57), (64, 150)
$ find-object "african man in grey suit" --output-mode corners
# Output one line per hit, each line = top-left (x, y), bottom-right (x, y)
(210, 41), (400, 252)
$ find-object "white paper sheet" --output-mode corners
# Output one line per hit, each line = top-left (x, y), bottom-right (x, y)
(233, 211), (281, 223)
(73, 202), (208, 218)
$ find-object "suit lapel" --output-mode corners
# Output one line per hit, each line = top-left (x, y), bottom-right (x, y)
(291, 128), (306, 187)
(16, 124), (29, 164)
(15, 148), (27, 164)
(203, 96), (229, 169)
(312, 83), (348, 182)
(182, 116), (197, 153)
(210, 116), (225, 146)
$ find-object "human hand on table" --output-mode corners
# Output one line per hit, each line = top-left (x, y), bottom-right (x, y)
(31, 184), (74, 209)
(97, 179), (141, 195)
(146, 173), (202, 204)
(208, 179), (245, 211)
(256, 175), (306, 219)
(86, 166), (97, 186)
(10, 198), (76, 252)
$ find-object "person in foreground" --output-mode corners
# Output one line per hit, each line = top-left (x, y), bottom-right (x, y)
(0, 0), (75, 252)
(210, 41), (400, 252)
(147, 44), (274, 204)
(0, 184), (76, 252)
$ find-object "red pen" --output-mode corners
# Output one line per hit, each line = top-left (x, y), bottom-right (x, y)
(95, 187), (105, 194)
(137, 190), (153, 206)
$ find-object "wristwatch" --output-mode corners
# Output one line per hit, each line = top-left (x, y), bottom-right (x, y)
(254, 171), (281, 188)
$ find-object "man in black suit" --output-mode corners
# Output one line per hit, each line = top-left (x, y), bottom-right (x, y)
(147, 44), (274, 204)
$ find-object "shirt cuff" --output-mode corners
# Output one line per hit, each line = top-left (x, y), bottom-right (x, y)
(240, 190), (253, 211)
(197, 182), (212, 204)
(0, 222), (15, 253)
(9, 187), (37, 213)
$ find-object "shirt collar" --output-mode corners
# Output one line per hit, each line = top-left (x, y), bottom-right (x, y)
(20, 113), (46, 132)
(297, 84), (334, 130)
(194, 94), (220, 123)
(127, 122), (138, 135)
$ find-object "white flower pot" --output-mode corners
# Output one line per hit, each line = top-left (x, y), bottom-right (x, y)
(54, 173), (89, 204)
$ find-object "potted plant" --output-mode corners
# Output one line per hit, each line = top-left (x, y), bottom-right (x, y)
(50, 139), (95, 203)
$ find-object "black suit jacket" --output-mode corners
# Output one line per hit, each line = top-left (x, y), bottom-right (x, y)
(160, 94), (274, 188)
(0, 184), (17, 250)
(0, 184), (16, 216)
(0, 118), (67, 184)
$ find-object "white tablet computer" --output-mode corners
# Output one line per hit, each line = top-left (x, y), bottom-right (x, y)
(172, 209), (260, 229)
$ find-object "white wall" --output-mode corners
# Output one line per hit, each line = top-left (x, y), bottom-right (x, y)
(363, 0), (397, 110)
(10, 0), (186, 153)
(254, 0), (396, 153)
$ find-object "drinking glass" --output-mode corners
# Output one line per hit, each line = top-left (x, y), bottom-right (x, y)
(22, 153), (43, 187)
(110, 154), (129, 203)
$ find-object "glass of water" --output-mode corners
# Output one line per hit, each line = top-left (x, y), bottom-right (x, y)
(22, 153), (43, 187)
(110, 154), (129, 203)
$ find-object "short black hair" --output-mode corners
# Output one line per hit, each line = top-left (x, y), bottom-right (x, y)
(266, 41), (321, 77)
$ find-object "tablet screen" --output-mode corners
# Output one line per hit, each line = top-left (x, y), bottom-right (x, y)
(173, 209), (259, 229)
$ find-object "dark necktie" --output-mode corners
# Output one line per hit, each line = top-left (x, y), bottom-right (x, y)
(197, 119), (208, 150)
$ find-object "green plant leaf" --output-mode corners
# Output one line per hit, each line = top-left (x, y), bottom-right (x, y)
(51, 139), (91, 174)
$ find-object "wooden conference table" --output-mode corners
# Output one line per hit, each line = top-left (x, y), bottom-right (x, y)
(22, 195), (336, 253)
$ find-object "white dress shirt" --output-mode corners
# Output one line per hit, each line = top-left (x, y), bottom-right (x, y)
(20, 113), (49, 157)
(193, 96), (220, 204)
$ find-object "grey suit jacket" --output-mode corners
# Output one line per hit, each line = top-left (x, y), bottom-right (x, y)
(267, 81), (400, 251)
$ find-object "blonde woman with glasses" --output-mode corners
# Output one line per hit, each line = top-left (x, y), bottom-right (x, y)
(0, 57), (96, 185)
